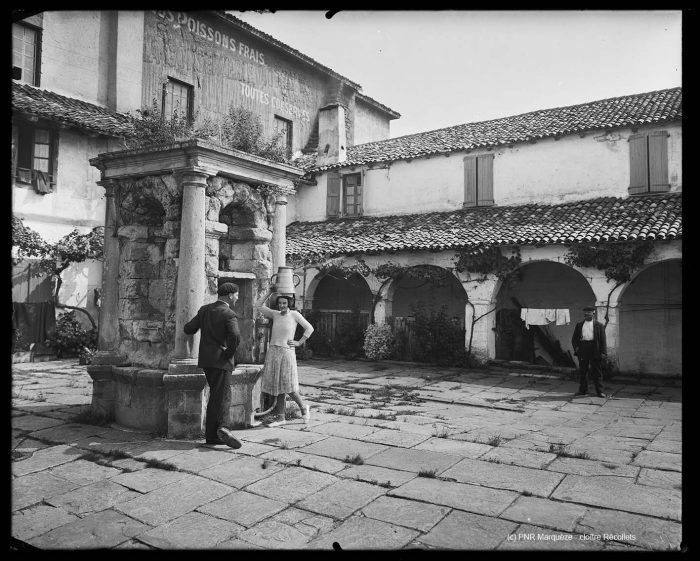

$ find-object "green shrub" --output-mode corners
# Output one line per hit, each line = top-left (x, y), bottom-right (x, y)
(46, 311), (97, 358)
(12, 327), (30, 352)
(410, 305), (467, 366)
(363, 323), (395, 360)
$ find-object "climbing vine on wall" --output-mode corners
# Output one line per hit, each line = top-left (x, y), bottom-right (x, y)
(564, 240), (654, 283)
(454, 245), (522, 287)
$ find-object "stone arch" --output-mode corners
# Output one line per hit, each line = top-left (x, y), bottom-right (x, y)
(391, 264), (468, 322)
(307, 270), (374, 356)
(495, 260), (595, 365)
(617, 258), (681, 376)
(116, 176), (174, 227)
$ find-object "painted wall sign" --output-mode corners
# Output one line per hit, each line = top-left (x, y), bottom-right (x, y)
(154, 10), (266, 66)
(240, 82), (311, 122)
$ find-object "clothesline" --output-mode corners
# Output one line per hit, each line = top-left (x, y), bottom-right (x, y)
(520, 308), (570, 329)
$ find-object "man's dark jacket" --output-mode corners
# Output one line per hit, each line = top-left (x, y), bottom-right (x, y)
(571, 320), (607, 359)
(184, 300), (240, 370)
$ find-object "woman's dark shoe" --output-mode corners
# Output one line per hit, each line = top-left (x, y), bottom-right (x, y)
(217, 427), (243, 449)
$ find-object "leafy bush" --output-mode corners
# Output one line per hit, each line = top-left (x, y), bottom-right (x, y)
(363, 323), (395, 360)
(124, 100), (288, 163)
(12, 327), (30, 353)
(410, 305), (467, 366)
(46, 311), (97, 358)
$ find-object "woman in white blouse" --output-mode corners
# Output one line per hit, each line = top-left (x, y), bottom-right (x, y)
(255, 288), (314, 427)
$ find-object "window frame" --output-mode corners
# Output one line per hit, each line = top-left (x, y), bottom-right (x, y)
(12, 118), (57, 190)
(463, 153), (495, 207)
(274, 115), (293, 160)
(161, 77), (194, 123)
(628, 130), (670, 195)
(12, 21), (42, 87)
(326, 171), (364, 218)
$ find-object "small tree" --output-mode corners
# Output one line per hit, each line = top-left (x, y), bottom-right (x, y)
(12, 216), (103, 329)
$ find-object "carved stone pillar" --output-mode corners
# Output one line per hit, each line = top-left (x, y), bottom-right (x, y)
(270, 195), (287, 273)
(96, 179), (120, 352)
(172, 169), (210, 361)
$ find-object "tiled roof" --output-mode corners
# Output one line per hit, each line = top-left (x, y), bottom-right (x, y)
(286, 193), (682, 260)
(12, 81), (135, 137)
(293, 87), (682, 173)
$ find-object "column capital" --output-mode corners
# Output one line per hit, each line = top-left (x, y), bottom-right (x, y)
(275, 195), (288, 205)
(96, 178), (118, 196)
(177, 167), (217, 187)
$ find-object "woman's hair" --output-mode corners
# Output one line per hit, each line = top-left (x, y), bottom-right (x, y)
(275, 294), (295, 309)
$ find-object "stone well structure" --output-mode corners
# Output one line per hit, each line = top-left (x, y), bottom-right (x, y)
(87, 140), (304, 438)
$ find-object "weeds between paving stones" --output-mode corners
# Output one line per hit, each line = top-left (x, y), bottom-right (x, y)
(486, 434), (503, 447)
(261, 459), (270, 469)
(432, 424), (450, 438)
(70, 406), (114, 427)
(418, 469), (438, 478)
(549, 442), (590, 459)
(143, 458), (178, 471)
(343, 454), (364, 465)
(379, 481), (392, 488)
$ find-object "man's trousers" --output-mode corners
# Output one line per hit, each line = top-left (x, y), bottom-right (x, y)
(203, 368), (230, 440)
(577, 341), (603, 394)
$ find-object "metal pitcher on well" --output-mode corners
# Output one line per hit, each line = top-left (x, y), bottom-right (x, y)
(270, 266), (301, 296)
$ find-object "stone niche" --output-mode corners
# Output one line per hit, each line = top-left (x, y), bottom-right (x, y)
(87, 140), (303, 437)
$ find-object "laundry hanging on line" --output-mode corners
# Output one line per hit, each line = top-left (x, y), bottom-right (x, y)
(520, 308), (570, 329)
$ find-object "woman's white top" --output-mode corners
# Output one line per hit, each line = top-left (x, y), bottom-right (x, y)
(258, 306), (314, 347)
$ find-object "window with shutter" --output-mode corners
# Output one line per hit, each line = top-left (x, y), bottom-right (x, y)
(628, 130), (670, 195)
(343, 173), (363, 216)
(13, 120), (56, 189)
(326, 172), (341, 217)
(464, 155), (494, 207)
(12, 23), (40, 86)
(162, 78), (193, 123)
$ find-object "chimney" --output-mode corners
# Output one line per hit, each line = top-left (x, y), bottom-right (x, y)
(317, 103), (347, 166)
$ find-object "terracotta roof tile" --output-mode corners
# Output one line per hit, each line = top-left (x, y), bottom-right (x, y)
(293, 87), (681, 173)
(12, 81), (135, 137)
(286, 193), (682, 260)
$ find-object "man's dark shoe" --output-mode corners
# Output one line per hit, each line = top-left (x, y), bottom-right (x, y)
(573, 391), (587, 396)
(204, 438), (226, 446)
(217, 427), (243, 449)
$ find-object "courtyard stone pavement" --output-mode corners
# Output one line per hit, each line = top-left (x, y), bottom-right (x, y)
(11, 358), (684, 551)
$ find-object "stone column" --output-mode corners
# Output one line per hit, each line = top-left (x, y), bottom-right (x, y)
(96, 179), (120, 352)
(172, 169), (210, 360)
(270, 195), (287, 273)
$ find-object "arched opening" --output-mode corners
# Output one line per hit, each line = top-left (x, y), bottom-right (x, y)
(390, 265), (467, 364)
(618, 259), (681, 376)
(495, 261), (595, 366)
(309, 272), (373, 357)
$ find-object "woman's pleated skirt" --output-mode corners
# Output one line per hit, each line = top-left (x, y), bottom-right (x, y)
(261, 344), (299, 395)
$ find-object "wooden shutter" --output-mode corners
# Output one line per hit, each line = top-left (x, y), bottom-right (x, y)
(326, 172), (341, 217)
(463, 157), (477, 207)
(356, 170), (363, 215)
(628, 133), (649, 194)
(477, 154), (494, 206)
(648, 131), (670, 192)
(344, 173), (362, 216)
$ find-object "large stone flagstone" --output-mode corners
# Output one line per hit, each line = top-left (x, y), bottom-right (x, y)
(417, 510), (518, 550)
(156, 447), (238, 474)
(546, 457), (639, 478)
(306, 515), (419, 550)
(28, 508), (151, 549)
(235, 520), (313, 549)
(575, 508), (683, 550)
(479, 447), (557, 469)
(632, 450), (682, 472)
(390, 477), (518, 516)
(198, 489), (288, 527)
(242, 427), (328, 448)
(296, 478), (387, 519)
(365, 446), (462, 474)
(551, 475), (681, 521)
(499, 495), (587, 532)
(412, 436), (493, 458)
(47, 459), (121, 486)
(11, 444), (85, 477)
(11, 471), (81, 511)
(137, 511), (243, 549)
(440, 457), (565, 497)
(12, 414), (66, 433)
(114, 474), (234, 525)
(310, 421), (380, 439)
(637, 468), (682, 490)
(109, 466), (191, 493)
(259, 448), (348, 474)
(296, 435), (388, 462)
(199, 455), (285, 488)
(244, 466), (337, 503)
(46, 480), (141, 515)
(360, 495), (450, 532)
(11, 504), (80, 542)
(361, 427), (431, 448)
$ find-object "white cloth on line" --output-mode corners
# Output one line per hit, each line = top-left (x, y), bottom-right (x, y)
(555, 309), (570, 325)
(521, 308), (571, 329)
(544, 309), (556, 323)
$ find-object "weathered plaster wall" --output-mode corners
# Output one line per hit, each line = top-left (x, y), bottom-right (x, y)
(292, 123), (681, 223)
(354, 98), (391, 145)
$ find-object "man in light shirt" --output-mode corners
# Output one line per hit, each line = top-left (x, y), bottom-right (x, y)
(571, 305), (607, 398)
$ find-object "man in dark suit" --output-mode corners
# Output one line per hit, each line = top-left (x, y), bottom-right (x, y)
(571, 305), (607, 398)
(184, 282), (243, 449)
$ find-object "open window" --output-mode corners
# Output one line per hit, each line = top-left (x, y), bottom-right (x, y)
(628, 131), (670, 194)
(326, 172), (363, 217)
(12, 120), (56, 194)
